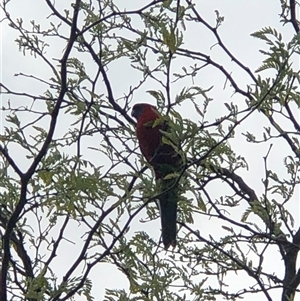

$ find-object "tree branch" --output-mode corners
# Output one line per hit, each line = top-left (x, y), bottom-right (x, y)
(289, 0), (300, 33)
(0, 1), (81, 300)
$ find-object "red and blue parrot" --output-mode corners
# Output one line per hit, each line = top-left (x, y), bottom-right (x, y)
(131, 103), (181, 249)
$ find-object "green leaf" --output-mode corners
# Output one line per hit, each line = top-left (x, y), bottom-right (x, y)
(162, 26), (176, 54)
(163, 0), (172, 8)
(197, 196), (206, 212)
(39, 170), (53, 186)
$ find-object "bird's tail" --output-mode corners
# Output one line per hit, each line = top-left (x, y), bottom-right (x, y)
(159, 187), (177, 250)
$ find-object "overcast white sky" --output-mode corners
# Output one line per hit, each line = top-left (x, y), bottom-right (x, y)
(1, 1), (299, 300)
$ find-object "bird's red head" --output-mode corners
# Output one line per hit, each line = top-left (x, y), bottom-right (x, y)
(131, 103), (159, 120)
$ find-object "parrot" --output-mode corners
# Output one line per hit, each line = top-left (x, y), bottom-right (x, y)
(131, 103), (181, 249)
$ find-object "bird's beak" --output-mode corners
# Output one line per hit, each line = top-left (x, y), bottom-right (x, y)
(131, 107), (137, 119)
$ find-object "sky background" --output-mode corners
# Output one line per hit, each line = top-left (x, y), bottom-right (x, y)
(1, 1), (299, 300)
